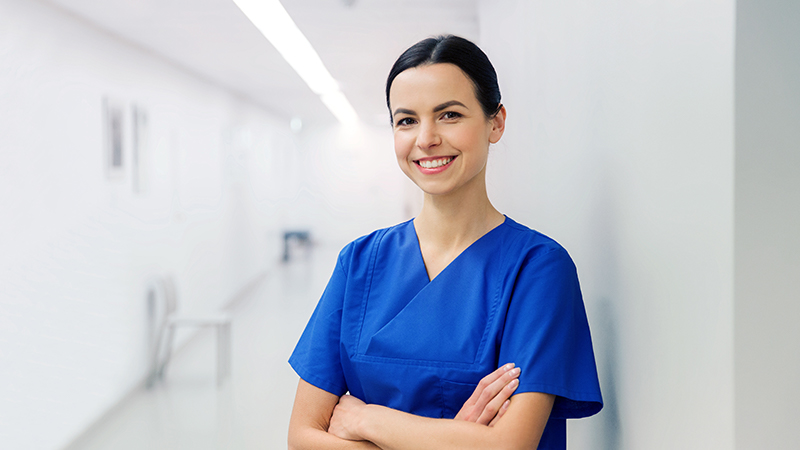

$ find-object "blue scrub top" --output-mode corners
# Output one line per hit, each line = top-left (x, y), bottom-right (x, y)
(289, 216), (602, 449)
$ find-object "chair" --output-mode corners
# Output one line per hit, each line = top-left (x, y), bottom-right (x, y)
(282, 229), (311, 262)
(149, 275), (232, 386)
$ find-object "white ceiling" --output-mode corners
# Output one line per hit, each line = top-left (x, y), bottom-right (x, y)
(43, 0), (479, 127)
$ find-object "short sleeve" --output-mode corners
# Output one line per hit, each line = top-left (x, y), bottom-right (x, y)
(499, 247), (603, 419)
(288, 247), (349, 396)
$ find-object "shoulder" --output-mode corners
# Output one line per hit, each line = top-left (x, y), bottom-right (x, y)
(336, 219), (415, 270)
(499, 217), (575, 268)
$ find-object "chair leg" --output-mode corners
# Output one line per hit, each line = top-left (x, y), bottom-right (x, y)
(225, 323), (232, 378)
(159, 325), (176, 379)
(217, 322), (232, 386)
(147, 322), (167, 388)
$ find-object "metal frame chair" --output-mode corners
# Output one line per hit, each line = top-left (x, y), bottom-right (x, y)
(149, 275), (232, 386)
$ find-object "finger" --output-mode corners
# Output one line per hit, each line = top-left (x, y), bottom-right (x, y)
(468, 363), (515, 405)
(476, 377), (519, 425)
(456, 363), (519, 422)
(488, 399), (511, 427)
(474, 366), (520, 414)
(477, 378), (519, 425)
(456, 363), (515, 421)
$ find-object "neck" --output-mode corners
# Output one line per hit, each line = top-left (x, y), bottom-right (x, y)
(414, 170), (504, 251)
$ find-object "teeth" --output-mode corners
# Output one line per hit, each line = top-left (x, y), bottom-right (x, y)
(419, 157), (453, 169)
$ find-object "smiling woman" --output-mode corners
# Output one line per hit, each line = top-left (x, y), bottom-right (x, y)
(389, 63), (504, 202)
(287, 35), (603, 450)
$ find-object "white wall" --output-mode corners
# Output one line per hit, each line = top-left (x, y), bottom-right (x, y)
(735, 1), (800, 448)
(285, 122), (409, 248)
(478, 1), (735, 448)
(0, 0), (301, 448)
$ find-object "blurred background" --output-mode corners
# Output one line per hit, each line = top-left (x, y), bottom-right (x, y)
(0, 0), (798, 449)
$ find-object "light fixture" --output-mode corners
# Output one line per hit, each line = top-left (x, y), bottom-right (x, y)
(233, 0), (359, 126)
(320, 91), (358, 125)
(290, 117), (303, 133)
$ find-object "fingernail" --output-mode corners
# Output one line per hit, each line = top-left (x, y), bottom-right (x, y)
(502, 400), (510, 410)
(504, 363), (515, 371)
(510, 367), (521, 376)
(510, 379), (519, 389)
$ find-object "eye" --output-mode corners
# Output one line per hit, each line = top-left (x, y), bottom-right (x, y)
(441, 111), (463, 120)
(395, 117), (416, 127)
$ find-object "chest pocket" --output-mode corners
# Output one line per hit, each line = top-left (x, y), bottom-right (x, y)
(362, 253), (498, 365)
(439, 379), (479, 419)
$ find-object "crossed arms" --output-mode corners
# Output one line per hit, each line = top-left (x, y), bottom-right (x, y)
(288, 364), (555, 450)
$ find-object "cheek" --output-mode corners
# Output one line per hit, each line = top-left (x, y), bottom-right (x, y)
(393, 135), (417, 179)
(450, 128), (489, 154)
(393, 134), (412, 161)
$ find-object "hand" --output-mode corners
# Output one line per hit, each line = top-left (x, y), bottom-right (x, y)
(455, 363), (521, 426)
(328, 394), (368, 441)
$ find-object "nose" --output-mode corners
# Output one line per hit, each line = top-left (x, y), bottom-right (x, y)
(415, 121), (441, 150)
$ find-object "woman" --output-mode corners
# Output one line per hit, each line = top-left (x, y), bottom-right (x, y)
(288, 35), (602, 449)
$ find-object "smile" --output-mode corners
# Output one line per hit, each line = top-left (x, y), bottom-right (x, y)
(416, 156), (455, 169)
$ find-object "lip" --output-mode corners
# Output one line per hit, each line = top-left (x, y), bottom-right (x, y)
(413, 155), (457, 175)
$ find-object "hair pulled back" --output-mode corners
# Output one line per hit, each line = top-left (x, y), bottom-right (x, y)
(386, 35), (502, 122)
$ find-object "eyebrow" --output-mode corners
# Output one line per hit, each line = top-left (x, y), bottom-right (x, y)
(433, 100), (468, 112)
(392, 108), (415, 117)
(392, 100), (469, 118)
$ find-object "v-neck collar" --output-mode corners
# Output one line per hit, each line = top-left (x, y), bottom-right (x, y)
(410, 215), (509, 282)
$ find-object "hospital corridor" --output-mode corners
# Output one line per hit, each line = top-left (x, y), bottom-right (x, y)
(2, 0), (799, 449)
(65, 246), (341, 450)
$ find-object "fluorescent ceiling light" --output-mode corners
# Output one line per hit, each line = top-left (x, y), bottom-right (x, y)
(321, 91), (358, 125)
(233, 0), (358, 125)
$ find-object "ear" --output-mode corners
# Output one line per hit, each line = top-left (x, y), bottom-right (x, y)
(488, 105), (507, 144)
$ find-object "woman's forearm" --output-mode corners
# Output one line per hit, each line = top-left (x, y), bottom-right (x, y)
(289, 427), (380, 450)
(357, 405), (513, 450)
(288, 379), (382, 450)
(350, 393), (554, 450)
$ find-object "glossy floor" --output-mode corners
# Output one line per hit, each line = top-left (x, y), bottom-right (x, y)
(67, 247), (339, 450)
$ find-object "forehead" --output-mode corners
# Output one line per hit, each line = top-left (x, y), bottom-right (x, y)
(389, 63), (478, 109)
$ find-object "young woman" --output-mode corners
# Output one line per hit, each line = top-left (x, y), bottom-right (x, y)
(288, 35), (602, 450)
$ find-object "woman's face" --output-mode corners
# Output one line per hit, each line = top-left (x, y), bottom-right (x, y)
(388, 63), (505, 198)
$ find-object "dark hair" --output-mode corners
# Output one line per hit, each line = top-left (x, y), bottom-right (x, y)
(385, 35), (502, 122)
